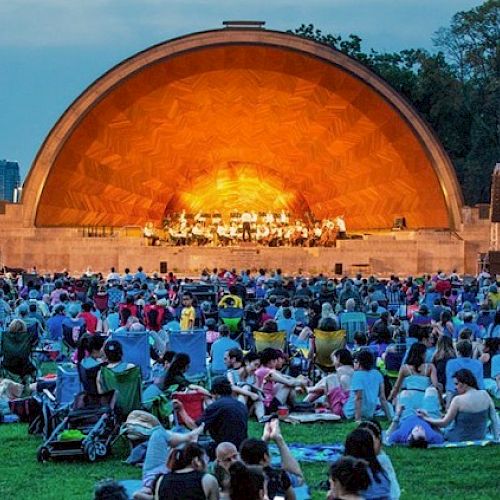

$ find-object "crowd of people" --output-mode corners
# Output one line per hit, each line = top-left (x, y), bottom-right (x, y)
(0, 265), (499, 499)
(145, 210), (347, 247)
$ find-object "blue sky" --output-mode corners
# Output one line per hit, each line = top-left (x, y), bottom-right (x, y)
(0, 0), (481, 180)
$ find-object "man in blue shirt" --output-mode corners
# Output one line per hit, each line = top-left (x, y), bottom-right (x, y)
(210, 325), (239, 374)
(445, 341), (484, 399)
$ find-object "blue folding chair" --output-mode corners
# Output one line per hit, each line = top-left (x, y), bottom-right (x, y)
(169, 329), (207, 381)
(56, 364), (82, 404)
(339, 312), (367, 345)
(111, 330), (151, 380)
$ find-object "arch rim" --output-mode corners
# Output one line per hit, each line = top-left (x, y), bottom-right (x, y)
(22, 28), (464, 230)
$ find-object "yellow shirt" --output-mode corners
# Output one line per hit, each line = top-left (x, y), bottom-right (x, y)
(218, 294), (243, 309)
(180, 306), (195, 330)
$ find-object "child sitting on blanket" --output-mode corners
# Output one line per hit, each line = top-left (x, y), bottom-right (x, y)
(304, 348), (354, 416)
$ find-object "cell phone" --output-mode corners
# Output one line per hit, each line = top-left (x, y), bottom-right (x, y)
(274, 496), (285, 500)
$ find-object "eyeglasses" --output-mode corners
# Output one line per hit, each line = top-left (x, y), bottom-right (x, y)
(219, 453), (238, 463)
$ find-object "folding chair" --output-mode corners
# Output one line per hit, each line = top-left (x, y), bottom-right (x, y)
(312, 329), (346, 370)
(253, 331), (286, 352)
(169, 329), (207, 381)
(111, 330), (151, 380)
(172, 390), (205, 426)
(219, 307), (244, 333)
(100, 365), (142, 419)
(56, 364), (82, 404)
(0, 328), (38, 381)
(339, 312), (367, 345)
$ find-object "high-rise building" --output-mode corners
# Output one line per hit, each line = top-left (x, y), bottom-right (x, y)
(0, 160), (20, 202)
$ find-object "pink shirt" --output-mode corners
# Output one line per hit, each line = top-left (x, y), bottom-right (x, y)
(255, 366), (275, 407)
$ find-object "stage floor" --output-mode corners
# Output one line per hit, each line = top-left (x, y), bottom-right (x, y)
(0, 226), (489, 276)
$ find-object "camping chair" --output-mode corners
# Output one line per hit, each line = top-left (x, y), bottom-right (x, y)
(311, 329), (346, 371)
(172, 390), (205, 426)
(93, 293), (109, 314)
(0, 328), (38, 382)
(56, 364), (82, 404)
(339, 312), (367, 345)
(77, 362), (104, 395)
(100, 365), (142, 420)
(169, 329), (207, 381)
(219, 307), (244, 334)
(111, 330), (151, 380)
(253, 331), (286, 353)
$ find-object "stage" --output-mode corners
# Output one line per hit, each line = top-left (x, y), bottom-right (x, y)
(0, 218), (489, 276)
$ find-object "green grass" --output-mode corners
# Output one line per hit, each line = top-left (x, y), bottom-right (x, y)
(0, 420), (498, 499)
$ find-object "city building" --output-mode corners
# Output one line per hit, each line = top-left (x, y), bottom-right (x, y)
(0, 160), (20, 202)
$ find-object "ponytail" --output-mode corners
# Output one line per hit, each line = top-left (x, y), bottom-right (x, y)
(167, 443), (205, 472)
(229, 461), (265, 500)
(329, 456), (371, 494)
(77, 333), (92, 363)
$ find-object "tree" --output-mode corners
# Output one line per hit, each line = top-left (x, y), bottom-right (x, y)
(290, 0), (499, 204)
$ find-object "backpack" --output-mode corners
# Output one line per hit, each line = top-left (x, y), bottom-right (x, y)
(120, 410), (161, 443)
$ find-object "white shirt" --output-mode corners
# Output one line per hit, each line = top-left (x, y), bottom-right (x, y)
(241, 212), (252, 223)
(335, 217), (346, 232)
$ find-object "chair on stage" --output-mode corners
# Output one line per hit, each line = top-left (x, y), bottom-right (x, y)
(110, 330), (151, 380)
(339, 312), (367, 345)
(253, 331), (286, 353)
(169, 329), (207, 382)
(311, 329), (346, 371)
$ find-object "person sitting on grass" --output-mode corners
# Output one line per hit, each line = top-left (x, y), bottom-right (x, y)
(229, 461), (266, 500)
(417, 368), (499, 442)
(178, 377), (248, 459)
(344, 428), (391, 500)
(152, 443), (219, 500)
(213, 442), (239, 500)
(343, 350), (392, 422)
(388, 343), (441, 409)
(327, 456), (371, 500)
(255, 348), (308, 416)
(358, 420), (400, 499)
(445, 341), (485, 406)
(211, 325), (239, 375)
(227, 352), (265, 421)
(304, 348), (354, 416)
(239, 418), (304, 500)
(161, 352), (210, 396)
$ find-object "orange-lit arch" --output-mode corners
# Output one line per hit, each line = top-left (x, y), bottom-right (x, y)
(21, 29), (463, 230)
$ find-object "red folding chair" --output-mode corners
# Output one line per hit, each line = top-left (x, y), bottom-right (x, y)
(172, 391), (205, 426)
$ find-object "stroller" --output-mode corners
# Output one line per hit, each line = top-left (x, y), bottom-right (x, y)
(37, 391), (118, 462)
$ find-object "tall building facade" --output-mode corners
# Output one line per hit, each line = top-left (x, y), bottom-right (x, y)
(0, 160), (20, 202)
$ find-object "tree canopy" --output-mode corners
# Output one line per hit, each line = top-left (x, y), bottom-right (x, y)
(290, 0), (499, 205)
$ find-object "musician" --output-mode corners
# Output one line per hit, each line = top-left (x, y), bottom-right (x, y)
(212, 213), (222, 225)
(335, 215), (347, 239)
(264, 211), (275, 224)
(312, 222), (322, 246)
(279, 210), (289, 225)
(217, 223), (229, 246)
(143, 222), (159, 246)
(229, 222), (238, 244)
(256, 224), (270, 245)
(241, 210), (252, 241)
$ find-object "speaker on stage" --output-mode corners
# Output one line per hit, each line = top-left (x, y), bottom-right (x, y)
(334, 263), (343, 275)
(160, 261), (168, 274)
(392, 216), (406, 231)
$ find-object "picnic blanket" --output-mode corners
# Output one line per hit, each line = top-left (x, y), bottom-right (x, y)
(281, 412), (342, 424)
(269, 443), (344, 464)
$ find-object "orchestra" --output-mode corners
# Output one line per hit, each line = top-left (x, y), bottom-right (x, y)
(154, 211), (343, 247)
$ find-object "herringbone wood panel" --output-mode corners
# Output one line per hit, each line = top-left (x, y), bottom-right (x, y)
(36, 45), (449, 229)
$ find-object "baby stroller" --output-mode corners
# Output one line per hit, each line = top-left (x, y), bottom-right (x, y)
(37, 391), (118, 462)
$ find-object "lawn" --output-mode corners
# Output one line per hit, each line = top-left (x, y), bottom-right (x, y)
(0, 419), (498, 499)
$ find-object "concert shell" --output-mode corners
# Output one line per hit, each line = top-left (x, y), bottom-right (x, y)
(20, 28), (463, 231)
